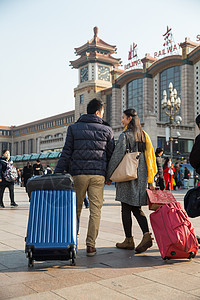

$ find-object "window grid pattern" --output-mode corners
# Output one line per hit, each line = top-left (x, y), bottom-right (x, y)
(91, 64), (95, 80)
(194, 62), (200, 117)
(80, 94), (84, 104)
(121, 86), (126, 115)
(160, 66), (181, 122)
(154, 75), (158, 118)
(127, 78), (143, 121)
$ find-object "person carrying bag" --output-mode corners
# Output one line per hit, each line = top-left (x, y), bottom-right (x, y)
(106, 108), (157, 253)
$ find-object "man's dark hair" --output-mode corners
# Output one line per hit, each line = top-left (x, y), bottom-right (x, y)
(87, 98), (103, 114)
(155, 147), (163, 155)
(2, 149), (9, 155)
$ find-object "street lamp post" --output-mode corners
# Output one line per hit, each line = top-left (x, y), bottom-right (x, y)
(161, 82), (181, 159)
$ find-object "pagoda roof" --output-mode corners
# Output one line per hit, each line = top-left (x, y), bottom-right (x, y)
(74, 27), (117, 55)
(70, 50), (121, 69)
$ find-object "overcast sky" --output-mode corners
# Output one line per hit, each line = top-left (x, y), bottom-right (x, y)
(0, 0), (199, 126)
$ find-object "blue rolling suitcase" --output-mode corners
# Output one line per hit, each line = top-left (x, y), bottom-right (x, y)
(25, 174), (77, 267)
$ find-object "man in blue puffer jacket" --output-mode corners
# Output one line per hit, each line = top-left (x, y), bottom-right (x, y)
(55, 98), (115, 256)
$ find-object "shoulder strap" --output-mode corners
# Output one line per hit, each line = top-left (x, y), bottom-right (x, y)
(124, 132), (139, 153)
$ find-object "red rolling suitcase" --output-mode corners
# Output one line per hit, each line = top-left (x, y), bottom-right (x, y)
(150, 202), (199, 260)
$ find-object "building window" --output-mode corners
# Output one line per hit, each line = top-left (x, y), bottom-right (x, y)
(46, 121), (54, 128)
(127, 78), (143, 121)
(54, 133), (63, 138)
(157, 137), (193, 156)
(80, 94), (84, 104)
(21, 140), (26, 154)
(37, 124), (44, 130)
(28, 139), (33, 154)
(160, 66), (181, 122)
(14, 142), (19, 155)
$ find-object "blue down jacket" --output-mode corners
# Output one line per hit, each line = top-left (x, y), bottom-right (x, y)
(55, 114), (115, 177)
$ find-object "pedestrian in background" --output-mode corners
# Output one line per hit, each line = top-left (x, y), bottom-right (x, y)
(22, 162), (33, 193)
(155, 147), (165, 190)
(184, 167), (191, 189)
(45, 165), (53, 175)
(33, 159), (43, 176)
(163, 158), (175, 190)
(0, 149), (18, 208)
(16, 168), (21, 185)
(55, 98), (115, 257)
(107, 108), (157, 254)
(174, 162), (181, 189)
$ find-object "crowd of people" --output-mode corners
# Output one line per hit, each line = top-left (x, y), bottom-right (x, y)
(155, 151), (192, 191)
(0, 157), (53, 208)
(0, 97), (199, 256)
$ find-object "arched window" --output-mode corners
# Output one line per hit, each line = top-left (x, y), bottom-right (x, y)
(127, 78), (143, 121)
(54, 133), (63, 138)
(160, 66), (181, 122)
(45, 135), (53, 140)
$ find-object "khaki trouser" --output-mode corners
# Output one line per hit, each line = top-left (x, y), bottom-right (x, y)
(73, 175), (105, 247)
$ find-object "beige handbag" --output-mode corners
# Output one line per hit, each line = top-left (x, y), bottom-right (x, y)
(110, 134), (141, 182)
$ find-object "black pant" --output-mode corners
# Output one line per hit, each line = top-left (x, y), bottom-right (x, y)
(158, 177), (165, 191)
(121, 202), (149, 238)
(0, 183), (14, 205)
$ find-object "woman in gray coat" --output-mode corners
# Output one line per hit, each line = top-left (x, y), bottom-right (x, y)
(106, 109), (154, 253)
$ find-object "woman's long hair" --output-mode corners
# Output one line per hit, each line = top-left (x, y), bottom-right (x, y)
(163, 157), (170, 170)
(123, 109), (146, 152)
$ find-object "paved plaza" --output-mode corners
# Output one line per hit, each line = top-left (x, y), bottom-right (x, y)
(0, 185), (200, 300)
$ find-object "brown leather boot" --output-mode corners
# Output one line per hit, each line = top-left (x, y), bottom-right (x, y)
(116, 237), (135, 250)
(135, 232), (153, 253)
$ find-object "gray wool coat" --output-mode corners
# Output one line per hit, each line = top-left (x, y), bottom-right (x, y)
(106, 130), (148, 207)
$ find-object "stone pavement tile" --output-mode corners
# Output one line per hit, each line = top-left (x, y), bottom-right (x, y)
(23, 271), (100, 293)
(13, 291), (65, 300)
(190, 288), (200, 297)
(1, 237), (26, 250)
(124, 282), (199, 300)
(0, 263), (8, 271)
(0, 251), (27, 269)
(53, 282), (132, 300)
(0, 231), (19, 241)
(97, 274), (152, 292)
(134, 268), (200, 292)
(1, 269), (53, 285)
(43, 263), (93, 278)
(0, 283), (36, 300)
(165, 260), (200, 276)
(0, 242), (16, 251)
(87, 266), (136, 279)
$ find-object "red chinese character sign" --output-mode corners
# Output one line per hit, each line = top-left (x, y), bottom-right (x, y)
(154, 26), (181, 58)
(124, 42), (142, 70)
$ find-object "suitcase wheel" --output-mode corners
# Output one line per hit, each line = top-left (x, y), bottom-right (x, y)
(163, 256), (170, 261)
(28, 258), (34, 268)
(188, 252), (196, 259)
(70, 249), (76, 266)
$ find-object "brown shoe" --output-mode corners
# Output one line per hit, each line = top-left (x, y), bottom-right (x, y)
(135, 233), (153, 253)
(86, 246), (97, 257)
(116, 237), (135, 250)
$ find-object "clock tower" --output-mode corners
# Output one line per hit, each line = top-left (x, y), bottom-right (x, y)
(70, 27), (121, 120)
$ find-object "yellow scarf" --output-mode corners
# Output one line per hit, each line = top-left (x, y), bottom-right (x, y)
(143, 131), (157, 183)
(124, 127), (157, 183)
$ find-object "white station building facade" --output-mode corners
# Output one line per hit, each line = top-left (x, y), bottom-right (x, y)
(1, 27), (200, 162)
